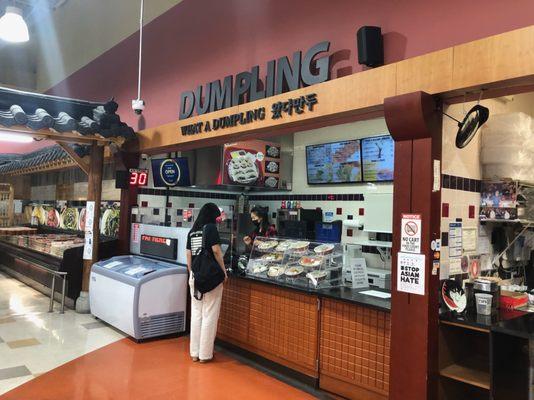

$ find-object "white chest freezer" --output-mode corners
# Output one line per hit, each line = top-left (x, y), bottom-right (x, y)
(90, 255), (188, 340)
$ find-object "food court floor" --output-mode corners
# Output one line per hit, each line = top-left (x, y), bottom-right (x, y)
(0, 271), (322, 399)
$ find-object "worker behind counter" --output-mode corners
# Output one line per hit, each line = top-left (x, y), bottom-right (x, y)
(243, 206), (277, 251)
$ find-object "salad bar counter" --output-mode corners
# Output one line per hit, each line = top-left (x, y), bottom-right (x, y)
(0, 226), (119, 306)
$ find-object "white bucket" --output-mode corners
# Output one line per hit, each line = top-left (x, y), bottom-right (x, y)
(475, 293), (493, 315)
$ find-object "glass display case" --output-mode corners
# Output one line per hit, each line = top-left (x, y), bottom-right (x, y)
(246, 236), (343, 290)
(0, 233), (84, 258)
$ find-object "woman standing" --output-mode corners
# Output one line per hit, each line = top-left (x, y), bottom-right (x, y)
(186, 203), (227, 363)
(243, 205), (277, 250)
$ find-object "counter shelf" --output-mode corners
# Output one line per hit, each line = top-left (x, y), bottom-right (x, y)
(247, 237), (343, 291)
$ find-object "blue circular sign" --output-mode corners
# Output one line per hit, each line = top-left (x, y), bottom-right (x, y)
(159, 159), (181, 186)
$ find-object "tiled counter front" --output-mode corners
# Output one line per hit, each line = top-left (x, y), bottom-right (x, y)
(217, 278), (391, 398)
(218, 278), (319, 377)
(320, 298), (391, 400)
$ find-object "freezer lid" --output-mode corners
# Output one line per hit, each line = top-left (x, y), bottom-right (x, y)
(93, 255), (187, 280)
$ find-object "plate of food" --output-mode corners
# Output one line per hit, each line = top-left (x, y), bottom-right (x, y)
(299, 255), (323, 268)
(267, 266), (285, 277)
(227, 151), (261, 185)
(266, 145), (280, 158)
(256, 240), (278, 251)
(314, 243), (335, 255)
(261, 253), (283, 262)
(266, 161), (279, 173)
(275, 241), (294, 252)
(252, 264), (268, 274)
(307, 270), (328, 282)
(46, 208), (60, 228)
(441, 280), (466, 313)
(100, 207), (120, 237)
(285, 266), (304, 277)
(264, 176), (279, 188)
(31, 206), (45, 225)
(290, 241), (310, 252)
(60, 207), (79, 230)
(78, 208), (86, 231)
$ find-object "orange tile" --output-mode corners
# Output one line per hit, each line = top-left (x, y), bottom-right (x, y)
(0, 337), (315, 400)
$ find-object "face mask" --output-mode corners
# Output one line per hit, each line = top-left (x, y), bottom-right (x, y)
(252, 219), (260, 226)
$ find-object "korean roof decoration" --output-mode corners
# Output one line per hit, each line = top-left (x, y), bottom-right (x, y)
(0, 86), (135, 141)
(0, 144), (90, 175)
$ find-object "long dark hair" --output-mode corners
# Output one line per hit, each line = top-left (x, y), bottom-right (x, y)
(192, 202), (221, 232)
(251, 205), (270, 233)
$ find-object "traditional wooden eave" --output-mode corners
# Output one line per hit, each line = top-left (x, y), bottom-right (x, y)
(0, 87), (134, 175)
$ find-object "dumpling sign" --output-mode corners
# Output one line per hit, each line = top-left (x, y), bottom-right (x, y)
(179, 40), (331, 135)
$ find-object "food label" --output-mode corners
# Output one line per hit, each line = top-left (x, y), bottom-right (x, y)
(400, 214), (422, 254)
(449, 222), (462, 258)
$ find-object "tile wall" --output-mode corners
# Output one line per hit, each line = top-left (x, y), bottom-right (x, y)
(137, 118), (394, 239)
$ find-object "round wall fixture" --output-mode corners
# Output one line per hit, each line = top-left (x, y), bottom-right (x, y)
(454, 104), (490, 149)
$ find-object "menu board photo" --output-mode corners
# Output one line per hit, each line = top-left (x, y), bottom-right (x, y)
(222, 140), (281, 188)
(306, 140), (362, 184)
(361, 135), (394, 182)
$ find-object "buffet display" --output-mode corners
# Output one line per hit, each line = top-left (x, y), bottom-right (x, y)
(25, 202), (120, 237)
(0, 183), (14, 227)
(0, 232), (84, 259)
(247, 237), (343, 289)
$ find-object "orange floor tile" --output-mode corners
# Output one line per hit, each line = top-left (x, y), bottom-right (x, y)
(0, 337), (317, 400)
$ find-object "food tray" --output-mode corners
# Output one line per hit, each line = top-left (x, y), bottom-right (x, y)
(247, 236), (343, 289)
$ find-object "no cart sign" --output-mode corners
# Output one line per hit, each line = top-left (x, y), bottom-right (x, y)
(401, 214), (422, 254)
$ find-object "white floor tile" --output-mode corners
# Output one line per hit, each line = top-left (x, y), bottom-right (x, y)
(0, 272), (125, 395)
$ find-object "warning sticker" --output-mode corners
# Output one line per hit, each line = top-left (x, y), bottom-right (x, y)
(401, 214), (422, 254)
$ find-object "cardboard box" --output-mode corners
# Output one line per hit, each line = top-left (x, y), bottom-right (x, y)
(500, 290), (528, 310)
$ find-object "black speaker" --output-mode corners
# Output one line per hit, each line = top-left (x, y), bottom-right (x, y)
(357, 26), (384, 67)
(115, 170), (129, 189)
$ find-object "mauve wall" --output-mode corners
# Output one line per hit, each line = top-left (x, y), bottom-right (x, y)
(47, 0), (534, 131)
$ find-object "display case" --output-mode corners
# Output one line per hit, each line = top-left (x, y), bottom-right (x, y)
(246, 236), (343, 290)
(0, 183), (14, 227)
(0, 226), (118, 303)
(0, 233), (83, 258)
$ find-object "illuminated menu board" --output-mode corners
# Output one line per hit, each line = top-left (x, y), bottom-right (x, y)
(361, 135), (394, 182)
(306, 140), (362, 184)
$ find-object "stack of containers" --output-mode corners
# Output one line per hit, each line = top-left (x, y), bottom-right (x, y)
(481, 112), (534, 181)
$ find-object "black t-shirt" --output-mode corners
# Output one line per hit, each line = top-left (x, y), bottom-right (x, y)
(186, 223), (221, 258)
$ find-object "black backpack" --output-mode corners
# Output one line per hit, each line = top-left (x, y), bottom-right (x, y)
(191, 225), (225, 300)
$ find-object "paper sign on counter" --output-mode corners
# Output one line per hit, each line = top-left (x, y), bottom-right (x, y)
(351, 258), (369, 289)
(360, 290), (391, 299)
(397, 252), (425, 295)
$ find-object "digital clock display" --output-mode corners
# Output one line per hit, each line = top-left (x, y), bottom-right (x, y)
(129, 169), (148, 186)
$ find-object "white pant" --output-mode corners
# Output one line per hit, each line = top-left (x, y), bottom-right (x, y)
(189, 273), (224, 360)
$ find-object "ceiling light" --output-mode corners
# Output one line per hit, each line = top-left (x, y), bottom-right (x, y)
(0, 6), (29, 43)
(0, 132), (33, 143)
